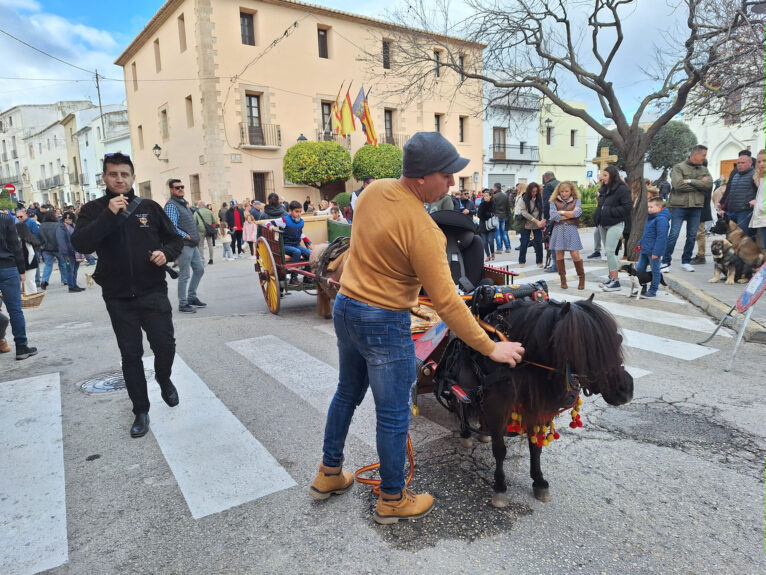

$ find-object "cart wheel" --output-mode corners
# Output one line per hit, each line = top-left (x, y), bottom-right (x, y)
(256, 236), (280, 314)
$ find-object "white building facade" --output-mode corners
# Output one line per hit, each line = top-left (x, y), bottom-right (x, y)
(482, 96), (540, 190)
(0, 102), (94, 204)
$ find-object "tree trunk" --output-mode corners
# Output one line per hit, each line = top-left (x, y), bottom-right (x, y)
(625, 160), (647, 255)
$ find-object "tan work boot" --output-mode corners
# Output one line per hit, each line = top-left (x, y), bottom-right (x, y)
(309, 462), (354, 500)
(556, 258), (567, 289)
(573, 259), (586, 290)
(0, 339), (10, 353)
(374, 488), (435, 525)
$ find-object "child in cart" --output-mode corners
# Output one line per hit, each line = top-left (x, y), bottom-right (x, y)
(265, 201), (313, 284)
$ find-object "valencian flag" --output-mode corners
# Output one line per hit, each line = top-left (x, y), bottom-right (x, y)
(352, 86), (378, 146)
(340, 88), (356, 136)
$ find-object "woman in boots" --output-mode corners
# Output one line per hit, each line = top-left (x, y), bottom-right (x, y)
(548, 181), (585, 289)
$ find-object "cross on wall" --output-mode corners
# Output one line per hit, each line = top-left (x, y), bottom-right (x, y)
(592, 146), (618, 172)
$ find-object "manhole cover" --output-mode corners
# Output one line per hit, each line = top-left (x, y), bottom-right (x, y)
(79, 369), (155, 393)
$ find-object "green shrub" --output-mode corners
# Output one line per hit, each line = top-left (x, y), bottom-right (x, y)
(579, 203), (597, 227)
(351, 143), (403, 180)
(0, 189), (16, 210)
(283, 141), (352, 189)
(577, 184), (599, 205)
(334, 191), (352, 209)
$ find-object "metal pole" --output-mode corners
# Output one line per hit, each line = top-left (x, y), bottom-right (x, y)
(697, 304), (736, 345)
(725, 307), (753, 372)
(95, 70), (106, 140)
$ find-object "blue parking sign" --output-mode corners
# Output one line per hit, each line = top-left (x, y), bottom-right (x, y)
(586, 170), (593, 178)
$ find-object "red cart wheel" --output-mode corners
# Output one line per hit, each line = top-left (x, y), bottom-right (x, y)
(255, 236), (280, 314)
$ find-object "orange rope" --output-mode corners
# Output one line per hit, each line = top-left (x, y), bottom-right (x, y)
(354, 434), (415, 496)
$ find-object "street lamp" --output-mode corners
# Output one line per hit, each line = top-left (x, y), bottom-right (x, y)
(152, 144), (169, 163)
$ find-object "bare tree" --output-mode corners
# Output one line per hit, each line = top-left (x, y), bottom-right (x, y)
(367, 0), (766, 249)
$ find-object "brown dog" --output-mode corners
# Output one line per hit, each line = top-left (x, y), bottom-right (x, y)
(709, 239), (753, 285)
(710, 215), (765, 269)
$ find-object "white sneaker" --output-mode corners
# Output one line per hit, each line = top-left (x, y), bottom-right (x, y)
(680, 263), (695, 272)
(660, 263), (671, 272)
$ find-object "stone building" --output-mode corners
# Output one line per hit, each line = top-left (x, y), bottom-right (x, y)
(114, 0), (485, 207)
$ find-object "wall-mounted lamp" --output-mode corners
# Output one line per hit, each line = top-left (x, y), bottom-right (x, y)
(297, 133), (308, 142)
(152, 144), (169, 163)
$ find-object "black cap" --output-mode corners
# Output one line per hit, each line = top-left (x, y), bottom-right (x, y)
(402, 132), (470, 178)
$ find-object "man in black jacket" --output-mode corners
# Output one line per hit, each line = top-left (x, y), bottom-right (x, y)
(72, 153), (184, 438)
(0, 211), (38, 359)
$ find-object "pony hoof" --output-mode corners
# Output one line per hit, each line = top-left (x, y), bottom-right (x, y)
(459, 437), (473, 448)
(478, 434), (492, 443)
(533, 486), (552, 502)
(490, 493), (509, 508)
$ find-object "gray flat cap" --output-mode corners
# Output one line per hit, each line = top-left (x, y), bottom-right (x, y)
(402, 132), (470, 178)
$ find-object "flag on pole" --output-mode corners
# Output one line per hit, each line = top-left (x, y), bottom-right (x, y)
(331, 102), (341, 134)
(360, 98), (378, 146)
(352, 87), (365, 118)
(340, 89), (356, 136)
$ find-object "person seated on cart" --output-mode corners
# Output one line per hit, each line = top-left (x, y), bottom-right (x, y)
(265, 200), (313, 283)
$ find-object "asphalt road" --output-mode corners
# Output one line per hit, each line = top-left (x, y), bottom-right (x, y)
(1, 250), (764, 575)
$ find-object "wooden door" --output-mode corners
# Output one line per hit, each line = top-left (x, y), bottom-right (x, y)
(492, 128), (506, 160)
(719, 159), (737, 180)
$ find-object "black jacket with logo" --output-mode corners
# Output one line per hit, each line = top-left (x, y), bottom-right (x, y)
(71, 190), (184, 299)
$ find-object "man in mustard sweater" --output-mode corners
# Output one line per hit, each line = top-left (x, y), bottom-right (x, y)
(309, 132), (525, 524)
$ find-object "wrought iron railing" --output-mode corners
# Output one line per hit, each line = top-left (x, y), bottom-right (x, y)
(383, 133), (410, 148)
(315, 131), (348, 145)
(69, 172), (79, 185)
(488, 145), (539, 163)
(240, 123), (281, 147)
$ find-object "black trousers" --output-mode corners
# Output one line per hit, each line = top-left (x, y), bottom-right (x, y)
(105, 291), (175, 414)
(232, 230), (244, 253)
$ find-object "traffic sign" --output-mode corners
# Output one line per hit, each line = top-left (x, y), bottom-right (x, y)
(2, 183), (15, 194)
(586, 171), (593, 178)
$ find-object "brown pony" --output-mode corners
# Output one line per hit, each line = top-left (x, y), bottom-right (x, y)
(434, 296), (634, 507)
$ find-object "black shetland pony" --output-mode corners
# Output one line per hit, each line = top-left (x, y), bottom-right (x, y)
(435, 296), (634, 508)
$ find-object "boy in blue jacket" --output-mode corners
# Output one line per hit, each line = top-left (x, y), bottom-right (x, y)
(637, 197), (670, 298)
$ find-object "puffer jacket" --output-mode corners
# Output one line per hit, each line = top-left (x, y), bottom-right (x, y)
(669, 160), (713, 208)
(594, 182), (632, 228)
(639, 207), (671, 257)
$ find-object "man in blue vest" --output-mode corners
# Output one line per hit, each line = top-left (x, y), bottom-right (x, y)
(165, 179), (206, 313)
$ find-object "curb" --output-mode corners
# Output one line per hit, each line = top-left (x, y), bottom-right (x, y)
(664, 275), (766, 344)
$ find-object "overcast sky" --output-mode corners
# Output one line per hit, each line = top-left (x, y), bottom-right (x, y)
(0, 0), (688, 122)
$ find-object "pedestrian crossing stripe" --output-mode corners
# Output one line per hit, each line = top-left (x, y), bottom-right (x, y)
(227, 335), (452, 449)
(0, 373), (68, 575)
(142, 355), (296, 520)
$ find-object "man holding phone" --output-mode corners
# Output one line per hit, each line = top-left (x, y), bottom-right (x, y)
(72, 153), (184, 438)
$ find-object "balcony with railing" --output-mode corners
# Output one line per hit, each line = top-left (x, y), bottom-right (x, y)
(1, 152), (7, 162)
(80, 172), (89, 185)
(240, 123), (281, 148)
(382, 133), (410, 148)
(69, 172), (79, 185)
(315, 130), (349, 146)
(0, 174), (20, 186)
(488, 144), (539, 163)
(11, 149), (18, 159)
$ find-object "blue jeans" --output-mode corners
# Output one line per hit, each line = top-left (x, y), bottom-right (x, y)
(481, 231), (495, 257)
(662, 207), (701, 265)
(0, 266), (27, 347)
(177, 245), (204, 306)
(518, 228), (543, 264)
(636, 253), (661, 294)
(494, 218), (511, 250)
(759, 227), (766, 249)
(284, 245), (311, 261)
(322, 294), (416, 495)
(41, 251), (68, 284)
(60, 255), (80, 288)
(726, 210), (754, 237)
